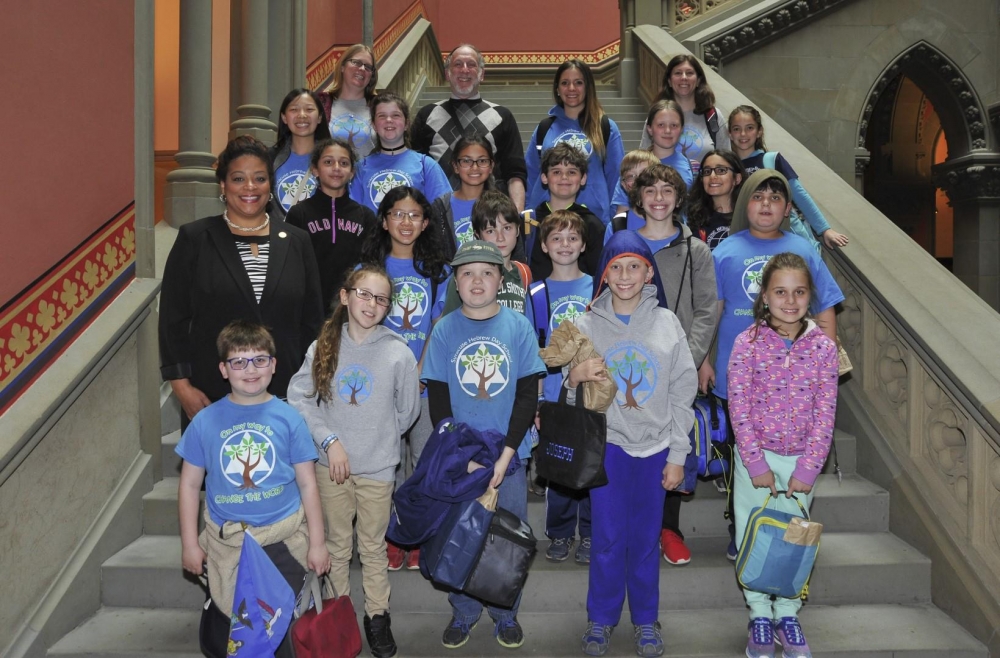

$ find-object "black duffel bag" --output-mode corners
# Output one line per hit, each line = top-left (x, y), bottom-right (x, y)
(462, 507), (537, 608)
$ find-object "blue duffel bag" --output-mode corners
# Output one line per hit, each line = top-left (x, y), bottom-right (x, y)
(419, 488), (497, 590)
(735, 491), (822, 599)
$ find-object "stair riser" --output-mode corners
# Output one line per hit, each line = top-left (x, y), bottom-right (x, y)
(99, 554), (928, 611)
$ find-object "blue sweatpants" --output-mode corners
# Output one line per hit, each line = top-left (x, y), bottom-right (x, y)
(588, 443), (667, 627)
(545, 483), (592, 539)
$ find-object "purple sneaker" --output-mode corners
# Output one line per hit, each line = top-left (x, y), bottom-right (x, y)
(746, 618), (775, 658)
(774, 617), (812, 658)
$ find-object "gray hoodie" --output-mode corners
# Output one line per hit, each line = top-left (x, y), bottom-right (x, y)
(572, 285), (697, 462)
(287, 325), (420, 481)
(652, 221), (719, 366)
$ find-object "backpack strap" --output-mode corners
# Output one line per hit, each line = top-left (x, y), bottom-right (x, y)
(704, 107), (720, 149)
(600, 114), (611, 160)
(535, 116), (557, 156)
(528, 280), (551, 347)
(762, 151), (778, 170)
(611, 213), (629, 234)
(514, 260), (532, 289)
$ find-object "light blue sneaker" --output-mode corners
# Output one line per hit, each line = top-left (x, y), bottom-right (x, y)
(746, 617), (775, 658)
(581, 620), (613, 656)
(633, 621), (664, 657)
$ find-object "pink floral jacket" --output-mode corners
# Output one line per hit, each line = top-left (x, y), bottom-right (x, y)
(727, 320), (839, 486)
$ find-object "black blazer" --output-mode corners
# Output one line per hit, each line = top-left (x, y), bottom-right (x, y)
(159, 215), (324, 401)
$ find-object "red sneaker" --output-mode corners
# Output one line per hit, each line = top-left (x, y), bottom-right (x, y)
(405, 548), (421, 570)
(660, 529), (691, 565)
(387, 542), (406, 571)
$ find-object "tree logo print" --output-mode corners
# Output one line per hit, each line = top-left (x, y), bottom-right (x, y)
(554, 130), (594, 157)
(369, 169), (413, 207)
(330, 114), (374, 149)
(455, 218), (475, 246)
(387, 280), (428, 331)
(337, 365), (374, 406)
(606, 346), (658, 410)
(456, 341), (509, 399)
(550, 300), (585, 333)
(742, 258), (770, 301)
(220, 431), (274, 489)
(275, 171), (317, 212)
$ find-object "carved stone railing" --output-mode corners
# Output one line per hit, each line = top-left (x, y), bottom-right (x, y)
(378, 18), (445, 111)
(636, 23), (1000, 642)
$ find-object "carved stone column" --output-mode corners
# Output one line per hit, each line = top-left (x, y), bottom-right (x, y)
(854, 147), (870, 196)
(935, 152), (1000, 311)
(164, 0), (221, 228)
(229, 0), (277, 144)
(618, 0), (638, 97)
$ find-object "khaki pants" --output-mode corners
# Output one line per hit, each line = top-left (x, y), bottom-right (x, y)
(315, 464), (393, 616)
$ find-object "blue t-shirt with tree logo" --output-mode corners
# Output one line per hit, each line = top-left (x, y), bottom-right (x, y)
(176, 396), (318, 527)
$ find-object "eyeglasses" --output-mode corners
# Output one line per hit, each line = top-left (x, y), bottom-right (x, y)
(345, 58), (375, 74)
(456, 157), (492, 169)
(346, 288), (391, 307)
(701, 166), (734, 176)
(225, 355), (274, 370)
(388, 209), (424, 222)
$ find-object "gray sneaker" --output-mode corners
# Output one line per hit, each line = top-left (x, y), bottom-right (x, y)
(575, 536), (592, 564)
(545, 536), (574, 562)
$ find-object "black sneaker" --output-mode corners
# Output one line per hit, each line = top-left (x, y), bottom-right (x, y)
(364, 612), (397, 658)
(494, 617), (525, 649)
(442, 617), (478, 649)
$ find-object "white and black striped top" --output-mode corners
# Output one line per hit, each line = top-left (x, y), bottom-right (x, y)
(235, 237), (270, 303)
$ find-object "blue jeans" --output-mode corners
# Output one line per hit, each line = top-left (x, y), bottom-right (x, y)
(449, 463), (528, 624)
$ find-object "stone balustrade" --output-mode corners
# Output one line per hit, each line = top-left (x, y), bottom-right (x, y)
(377, 18), (446, 111)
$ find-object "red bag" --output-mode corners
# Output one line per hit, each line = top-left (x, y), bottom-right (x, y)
(290, 572), (361, 658)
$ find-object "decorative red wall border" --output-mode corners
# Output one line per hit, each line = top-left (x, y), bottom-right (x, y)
(306, 0), (428, 90)
(478, 40), (620, 67)
(0, 205), (136, 413)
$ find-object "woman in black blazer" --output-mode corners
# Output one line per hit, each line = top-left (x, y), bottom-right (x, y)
(159, 136), (324, 424)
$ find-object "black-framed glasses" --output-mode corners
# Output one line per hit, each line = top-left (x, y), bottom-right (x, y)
(345, 58), (375, 74)
(701, 166), (734, 176)
(388, 209), (424, 222)
(456, 157), (492, 169)
(347, 288), (391, 307)
(225, 355), (274, 370)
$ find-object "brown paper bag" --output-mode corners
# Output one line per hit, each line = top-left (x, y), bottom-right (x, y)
(783, 516), (823, 546)
(476, 486), (499, 512)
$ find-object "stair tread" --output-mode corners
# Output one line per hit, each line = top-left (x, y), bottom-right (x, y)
(47, 604), (986, 657)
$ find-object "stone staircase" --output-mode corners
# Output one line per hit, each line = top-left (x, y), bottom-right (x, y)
(47, 427), (987, 656)
(416, 84), (650, 154)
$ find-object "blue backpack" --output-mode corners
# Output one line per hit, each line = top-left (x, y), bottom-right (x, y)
(690, 393), (729, 477)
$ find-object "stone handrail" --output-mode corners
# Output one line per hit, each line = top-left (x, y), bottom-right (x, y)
(377, 18), (446, 111)
(634, 22), (1000, 628)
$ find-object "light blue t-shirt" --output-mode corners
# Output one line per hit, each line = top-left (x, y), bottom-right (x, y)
(712, 230), (844, 398)
(638, 229), (679, 255)
(525, 107), (625, 225)
(610, 150), (694, 208)
(384, 257), (448, 363)
(175, 396), (318, 527)
(422, 306), (547, 455)
(532, 275), (593, 402)
(275, 151), (317, 212)
(449, 196), (477, 248)
(348, 150), (453, 214)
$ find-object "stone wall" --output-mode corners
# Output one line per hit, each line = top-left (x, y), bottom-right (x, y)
(705, 0), (999, 183)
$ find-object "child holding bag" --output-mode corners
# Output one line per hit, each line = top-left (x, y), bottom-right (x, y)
(287, 264), (421, 658)
(727, 252), (839, 658)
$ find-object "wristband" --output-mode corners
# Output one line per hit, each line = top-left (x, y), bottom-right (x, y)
(320, 435), (338, 452)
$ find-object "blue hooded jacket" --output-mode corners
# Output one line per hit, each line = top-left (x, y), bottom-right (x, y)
(388, 419), (519, 546)
(593, 230), (670, 310)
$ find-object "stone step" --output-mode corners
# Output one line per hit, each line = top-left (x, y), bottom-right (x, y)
(145, 431), (863, 538)
(47, 604), (986, 657)
(161, 429), (181, 477)
(99, 531), (926, 611)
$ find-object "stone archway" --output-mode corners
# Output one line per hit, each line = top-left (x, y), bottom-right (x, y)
(857, 41), (988, 159)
